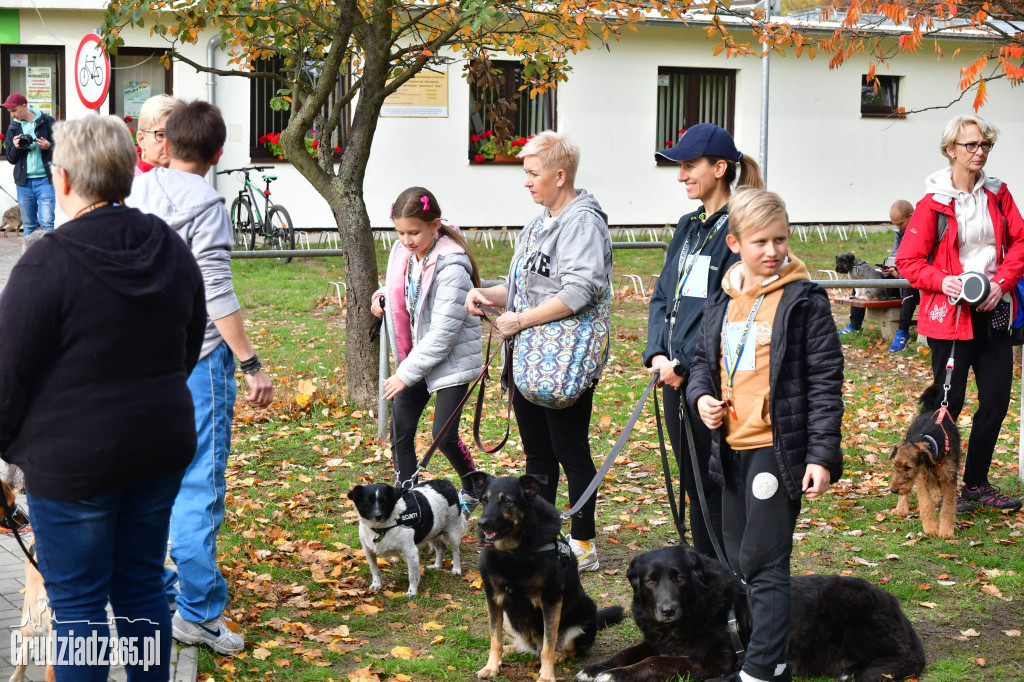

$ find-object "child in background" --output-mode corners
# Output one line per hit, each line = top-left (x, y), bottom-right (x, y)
(372, 187), (483, 513)
(686, 187), (844, 682)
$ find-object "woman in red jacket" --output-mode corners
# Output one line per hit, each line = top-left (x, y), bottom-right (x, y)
(895, 114), (1024, 513)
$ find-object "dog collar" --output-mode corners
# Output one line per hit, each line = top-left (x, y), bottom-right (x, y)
(926, 409), (953, 471)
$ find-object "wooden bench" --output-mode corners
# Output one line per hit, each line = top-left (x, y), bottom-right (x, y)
(833, 296), (912, 341)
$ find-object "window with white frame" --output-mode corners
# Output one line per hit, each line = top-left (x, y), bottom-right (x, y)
(655, 67), (735, 162)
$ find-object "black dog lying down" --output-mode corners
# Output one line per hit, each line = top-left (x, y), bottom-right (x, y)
(465, 473), (624, 682)
(577, 545), (925, 682)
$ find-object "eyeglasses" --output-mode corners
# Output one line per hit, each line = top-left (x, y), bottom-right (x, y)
(954, 141), (993, 154)
(142, 128), (166, 142)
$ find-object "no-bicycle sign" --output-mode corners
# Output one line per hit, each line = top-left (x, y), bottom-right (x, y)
(75, 33), (110, 110)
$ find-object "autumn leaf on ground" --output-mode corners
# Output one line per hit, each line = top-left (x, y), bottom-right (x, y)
(252, 647), (272, 660)
(349, 666), (382, 682)
(391, 645), (417, 659)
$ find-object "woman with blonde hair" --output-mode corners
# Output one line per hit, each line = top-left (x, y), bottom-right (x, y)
(134, 94), (179, 175)
(643, 123), (763, 556)
(896, 114), (1024, 513)
(466, 130), (613, 571)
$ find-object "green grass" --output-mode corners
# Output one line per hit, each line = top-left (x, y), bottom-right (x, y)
(202, 228), (1024, 681)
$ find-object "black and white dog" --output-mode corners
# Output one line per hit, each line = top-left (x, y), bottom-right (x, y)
(347, 479), (467, 597)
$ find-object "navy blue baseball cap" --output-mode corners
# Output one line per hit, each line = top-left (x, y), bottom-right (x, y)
(655, 123), (742, 164)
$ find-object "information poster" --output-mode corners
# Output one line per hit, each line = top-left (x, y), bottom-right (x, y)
(124, 81), (152, 118)
(26, 66), (52, 116)
(380, 65), (448, 118)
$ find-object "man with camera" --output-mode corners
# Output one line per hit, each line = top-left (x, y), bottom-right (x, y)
(3, 93), (55, 235)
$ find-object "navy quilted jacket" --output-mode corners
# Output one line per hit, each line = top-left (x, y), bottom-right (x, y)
(685, 279), (845, 499)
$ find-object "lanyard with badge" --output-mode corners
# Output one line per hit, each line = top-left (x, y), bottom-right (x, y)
(405, 240), (438, 327)
(721, 294), (765, 420)
(669, 213), (729, 334)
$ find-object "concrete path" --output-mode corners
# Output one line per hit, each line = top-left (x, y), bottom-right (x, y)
(0, 234), (22, 291)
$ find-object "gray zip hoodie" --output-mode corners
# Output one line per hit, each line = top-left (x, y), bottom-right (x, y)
(506, 189), (613, 313)
(127, 168), (240, 360)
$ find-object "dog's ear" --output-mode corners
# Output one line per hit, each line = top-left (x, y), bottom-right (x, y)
(346, 485), (363, 501)
(519, 474), (547, 498)
(462, 471), (490, 497)
(889, 444), (899, 460)
(626, 556), (641, 592)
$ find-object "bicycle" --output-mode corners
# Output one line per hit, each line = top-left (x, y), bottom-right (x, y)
(79, 54), (103, 87)
(216, 166), (296, 262)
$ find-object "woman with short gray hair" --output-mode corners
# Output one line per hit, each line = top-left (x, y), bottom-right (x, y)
(0, 114), (206, 680)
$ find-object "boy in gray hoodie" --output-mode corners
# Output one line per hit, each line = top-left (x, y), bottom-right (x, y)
(127, 100), (274, 654)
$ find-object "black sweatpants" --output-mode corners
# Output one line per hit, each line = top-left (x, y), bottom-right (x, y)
(662, 385), (724, 556)
(512, 385), (597, 540)
(722, 446), (801, 682)
(850, 287), (919, 332)
(927, 312), (1012, 488)
(391, 381), (476, 486)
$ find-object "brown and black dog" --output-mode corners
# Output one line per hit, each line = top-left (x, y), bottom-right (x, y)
(889, 383), (961, 539)
(1, 479), (53, 682)
(464, 473), (623, 682)
(1, 205), (22, 237)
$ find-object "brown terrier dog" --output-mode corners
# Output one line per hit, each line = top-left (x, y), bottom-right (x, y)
(1, 205), (22, 237)
(889, 383), (961, 539)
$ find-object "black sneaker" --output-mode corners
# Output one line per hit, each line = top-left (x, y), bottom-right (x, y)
(956, 492), (978, 514)
(961, 483), (1022, 512)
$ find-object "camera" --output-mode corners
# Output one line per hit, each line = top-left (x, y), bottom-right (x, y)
(15, 134), (34, 149)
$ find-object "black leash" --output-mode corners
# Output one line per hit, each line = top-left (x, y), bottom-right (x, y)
(653, 386), (685, 540)
(679, 397), (730, 569)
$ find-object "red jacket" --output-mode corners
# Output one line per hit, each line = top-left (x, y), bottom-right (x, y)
(895, 178), (1024, 340)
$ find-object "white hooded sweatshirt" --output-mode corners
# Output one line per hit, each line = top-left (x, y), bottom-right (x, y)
(925, 167), (996, 278)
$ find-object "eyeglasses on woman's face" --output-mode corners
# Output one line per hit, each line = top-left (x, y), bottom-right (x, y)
(142, 128), (166, 142)
(954, 141), (993, 154)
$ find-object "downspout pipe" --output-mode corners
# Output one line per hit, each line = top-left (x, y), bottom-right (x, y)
(207, 35), (222, 190)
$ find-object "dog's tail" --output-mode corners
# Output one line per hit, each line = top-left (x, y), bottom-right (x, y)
(918, 382), (943, 412)
(596, 605), (625, 630)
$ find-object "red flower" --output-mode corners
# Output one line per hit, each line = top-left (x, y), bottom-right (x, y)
(258, 134), (268, 144)
(312, 139), (319, 148)
(269, 133), (280, 144)
(333, 146), (341, 153)
(516, 137), (527, 146)
(0, 134), (5, 140)
(474, 154), (486, 164)
(678, 128), (686, 136)
(124, 116), (133, 123)
(483, 130), (493, 138)
(665, 140), (672, 146)
(470, 134), (479, 143)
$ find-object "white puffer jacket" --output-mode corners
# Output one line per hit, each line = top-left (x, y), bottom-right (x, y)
(376, 236), (483, 393)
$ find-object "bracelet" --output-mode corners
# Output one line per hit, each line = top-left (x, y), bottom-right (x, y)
(239, 355), (263, 375)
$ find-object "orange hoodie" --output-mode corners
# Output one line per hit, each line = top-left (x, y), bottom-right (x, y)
(718, 255), (811, 450)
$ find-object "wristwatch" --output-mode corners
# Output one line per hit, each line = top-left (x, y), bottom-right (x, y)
(670, 358), (687, 377)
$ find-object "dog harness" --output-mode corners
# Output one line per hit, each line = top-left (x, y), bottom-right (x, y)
(923, 407), (954, 472)
(371, 492), (423, 543)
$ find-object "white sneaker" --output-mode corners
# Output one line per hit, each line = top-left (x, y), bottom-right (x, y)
(172, 612), (245, 654)
(566, 534), (600, 572)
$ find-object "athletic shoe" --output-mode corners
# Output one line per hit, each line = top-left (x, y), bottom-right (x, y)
(837, 323), (861, 336)
(172, 612), (245, 654)
(888, 329), (910, 353)
(566, 534), (600, 572)
(960, 483), (1023, 512)
(458, 489), (479, 517)
(956, 493), (978, 514)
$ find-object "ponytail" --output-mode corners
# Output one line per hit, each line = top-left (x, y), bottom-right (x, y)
(737, 155), (764, 190)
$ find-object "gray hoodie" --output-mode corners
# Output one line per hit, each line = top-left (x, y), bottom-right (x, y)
(506, 189), (613, 314)
(127, 168), (240, 360)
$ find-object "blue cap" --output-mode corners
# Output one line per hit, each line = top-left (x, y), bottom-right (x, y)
(655, 123), (741, 164)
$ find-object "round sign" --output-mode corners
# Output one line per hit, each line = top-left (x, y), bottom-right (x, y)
(75, 33), (110, 109)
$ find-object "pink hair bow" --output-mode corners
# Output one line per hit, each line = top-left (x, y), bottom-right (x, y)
(421, 196), (430, 212)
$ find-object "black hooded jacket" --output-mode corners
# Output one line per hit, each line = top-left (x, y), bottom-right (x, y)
(0, 205), (206, 499)
(644, 206), (738, 373)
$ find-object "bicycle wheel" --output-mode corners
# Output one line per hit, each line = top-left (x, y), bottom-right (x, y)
(267, 205), (295, 263)
(79, 67), (89, 87)
(230, 197), (257, 251)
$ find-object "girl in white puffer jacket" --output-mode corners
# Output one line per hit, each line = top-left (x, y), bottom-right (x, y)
(371, 187), (483, 513)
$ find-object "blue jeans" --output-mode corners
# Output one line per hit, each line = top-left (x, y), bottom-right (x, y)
(17, 177), (55, 234)
(163, 342), (236, 623)
(28, 469), (184, 682)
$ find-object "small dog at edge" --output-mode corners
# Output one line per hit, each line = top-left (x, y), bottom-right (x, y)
(1, 205), (22, 237)
(834, 253), (888, 301)
(347, 478), (466, 597)
(889, 382), (961, 539)
(463, 472), (624, 682)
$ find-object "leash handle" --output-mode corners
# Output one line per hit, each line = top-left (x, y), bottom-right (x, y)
(0, 488), (39, 573)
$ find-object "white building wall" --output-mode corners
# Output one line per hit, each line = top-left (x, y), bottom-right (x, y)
(2, 9), (1021, 229)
